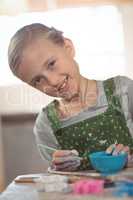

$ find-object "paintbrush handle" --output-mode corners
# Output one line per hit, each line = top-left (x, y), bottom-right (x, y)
(38, 144), (57, 152)
(38, 144), (83, 160)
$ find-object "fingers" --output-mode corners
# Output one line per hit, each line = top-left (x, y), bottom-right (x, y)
(52, 149), (80, 171)
(51, 159), (81, 171)
(106, 144), (130, 155)
(71, 149), (79, 156)
(52, 155), (81, 164)
(60, 161), (81, 172)
(113, 144), (125, 155)
(122, 146), (130, 154)
(53, 149), (79, 158)
(53, 160), (81, 171)
(53, 150), (72, 157)
(106, 144), (116, 154)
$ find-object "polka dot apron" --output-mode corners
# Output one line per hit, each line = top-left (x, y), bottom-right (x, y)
(47, 78), (133, 170)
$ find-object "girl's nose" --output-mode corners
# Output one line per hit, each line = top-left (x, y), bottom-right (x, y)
(47, 74), (60, 88)
(41, 70), (60, 89)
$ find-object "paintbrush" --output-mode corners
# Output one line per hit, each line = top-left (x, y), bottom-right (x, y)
(38, 144), (83, 160)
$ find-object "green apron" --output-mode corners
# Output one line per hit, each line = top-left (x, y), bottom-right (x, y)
(46, 78), (133, 170)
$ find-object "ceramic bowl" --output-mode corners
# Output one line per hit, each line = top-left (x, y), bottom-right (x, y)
(88, 151), (127, 173)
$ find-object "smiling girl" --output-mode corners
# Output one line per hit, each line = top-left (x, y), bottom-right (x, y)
(8, 23), (133, 171)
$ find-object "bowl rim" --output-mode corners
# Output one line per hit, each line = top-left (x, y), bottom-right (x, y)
(89, 151), (127, 159)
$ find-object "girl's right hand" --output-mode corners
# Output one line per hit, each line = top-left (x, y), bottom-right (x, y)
(51, 149), (82, 171)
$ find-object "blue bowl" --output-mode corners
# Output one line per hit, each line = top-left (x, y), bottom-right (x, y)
(88, 151), (127, 173)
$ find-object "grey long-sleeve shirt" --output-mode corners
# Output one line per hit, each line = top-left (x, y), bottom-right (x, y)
(34, 76), (133, 163)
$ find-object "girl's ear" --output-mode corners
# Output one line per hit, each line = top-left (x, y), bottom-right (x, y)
(63, 38), (75, 58)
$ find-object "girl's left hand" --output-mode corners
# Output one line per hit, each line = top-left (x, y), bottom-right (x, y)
(106, 143), (130, 155)
(106, 143), (133, 167)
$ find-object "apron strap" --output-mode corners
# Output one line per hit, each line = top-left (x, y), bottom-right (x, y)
(103, 78), (122, 110)
(47, 100), (61, 132)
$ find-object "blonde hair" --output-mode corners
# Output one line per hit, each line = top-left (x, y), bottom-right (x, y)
(8, 23), (64, 76)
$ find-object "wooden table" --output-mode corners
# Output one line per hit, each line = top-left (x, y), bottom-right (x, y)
(1, 169), (133, 200)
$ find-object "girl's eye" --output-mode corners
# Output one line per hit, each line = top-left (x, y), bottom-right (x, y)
(47, 60), (56, 69)
(33, 77), (42, 87)
(36, 77), (41, 83)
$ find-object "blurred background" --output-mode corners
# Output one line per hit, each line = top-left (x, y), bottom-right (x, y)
(0, 0), (133, 191)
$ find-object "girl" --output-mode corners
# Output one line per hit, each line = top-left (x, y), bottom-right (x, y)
(8, 23), (133, 171)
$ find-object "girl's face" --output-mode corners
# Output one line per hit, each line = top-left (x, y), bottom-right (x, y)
(18, 37), (80, 101)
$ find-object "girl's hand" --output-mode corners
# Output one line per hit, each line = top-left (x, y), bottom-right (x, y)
(51, 149), (81, 171)
(106, 143), (130, 155)
(106, 143), (133, 167)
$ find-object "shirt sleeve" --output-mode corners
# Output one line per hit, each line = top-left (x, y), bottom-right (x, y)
(114, 75), (133, 138)
(33, 107), (60, 163)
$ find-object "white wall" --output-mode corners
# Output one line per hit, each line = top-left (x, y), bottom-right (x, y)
(119, 3), (133, 79)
